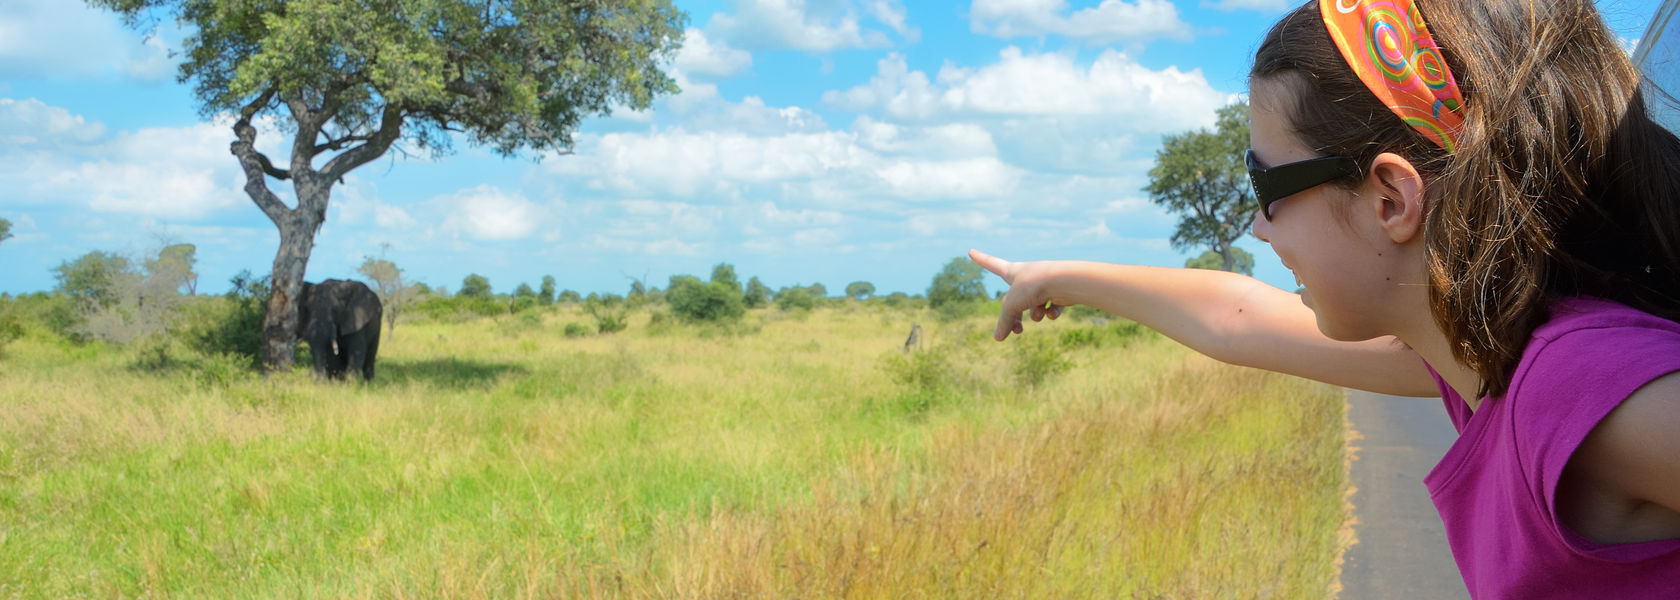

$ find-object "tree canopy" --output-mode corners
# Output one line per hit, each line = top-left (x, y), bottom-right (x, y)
(1146, 102), (1253, 273)
(459, 273), (491, 298)
(0, 218), (12, 245)
(928, 257), (987, 308)
(845, 281), (875, 301)
(91, 0), (685, 159)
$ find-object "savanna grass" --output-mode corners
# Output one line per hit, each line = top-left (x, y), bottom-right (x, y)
(0, 304), (1347, 598)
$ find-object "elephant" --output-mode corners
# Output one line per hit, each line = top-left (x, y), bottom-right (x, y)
(296, 278), (383, 381)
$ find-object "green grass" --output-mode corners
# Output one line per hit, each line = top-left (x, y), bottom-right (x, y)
(0, 304), (1348, 598)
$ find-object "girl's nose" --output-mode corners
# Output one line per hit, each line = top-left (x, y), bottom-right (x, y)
(1250, 209), (1271, 243)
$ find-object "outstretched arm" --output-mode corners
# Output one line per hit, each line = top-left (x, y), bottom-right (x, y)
(970, 249), (1437, 397)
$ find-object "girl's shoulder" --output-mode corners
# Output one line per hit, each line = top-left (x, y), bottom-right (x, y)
(1512, 296), (1680, 406)
(1533, 296), (1680, 344)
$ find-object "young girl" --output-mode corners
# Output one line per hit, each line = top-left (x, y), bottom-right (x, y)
(972, 1), (1680, 597)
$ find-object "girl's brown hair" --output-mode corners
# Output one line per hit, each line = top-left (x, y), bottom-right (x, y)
(1253, 0), (1680, 397)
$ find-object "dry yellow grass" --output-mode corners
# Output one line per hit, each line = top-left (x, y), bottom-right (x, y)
(0, 304), (1347, 598)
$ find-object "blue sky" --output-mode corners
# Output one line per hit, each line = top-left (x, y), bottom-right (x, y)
(0, 0), (1664, 297)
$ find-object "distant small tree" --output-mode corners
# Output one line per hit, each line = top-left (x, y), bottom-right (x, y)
(583, 294), (628, 333)
(53, 251), (133, 310)
(744, 276), (771, 309)
(667, 274), (745, 322)
(539, 275), (556, 305)
(559, 289), (582, 304)
(775, 286), (816, 311)
(627, 278), (649, 308)
(146, 243), (198, 295)
(928, 257), (987, 308)
(514, 283), (536, 298)
(845, 281), (875, 301)
(806, 282), (827, 298)
(359, 255), (416, 339)
(459, 274), (492, 298)
(0, 217), (12, 245)
(710, 263), (740, 290)
(1185, 248), (1254, 275)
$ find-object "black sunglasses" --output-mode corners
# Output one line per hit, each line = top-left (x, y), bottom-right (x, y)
(1245, 150), (1362, 221)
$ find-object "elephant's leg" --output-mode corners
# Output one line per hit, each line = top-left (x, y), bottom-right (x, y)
(362, 327), (380, 381)
(332, 336), (352, 379)
(341, 330), (369, 381)
(311, 340), (340, 379)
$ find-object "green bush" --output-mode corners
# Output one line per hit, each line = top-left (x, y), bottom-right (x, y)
(667, 275), (745, 322)
(563, 322), (591, 338)
(877, 346), (964, 417)
(1013, 336), (1071, 387)
(175, 271), (269, 369)
(774, 286), (816, 312)
(0, 292), (79, 342)
(413, 295), (506, 321)
(1057, 319), (1150, 350)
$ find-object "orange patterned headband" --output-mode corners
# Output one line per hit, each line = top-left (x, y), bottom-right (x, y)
(1321, 0), (1466, 152)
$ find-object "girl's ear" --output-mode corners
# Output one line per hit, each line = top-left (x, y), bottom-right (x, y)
(1366, 152), (1427, 244)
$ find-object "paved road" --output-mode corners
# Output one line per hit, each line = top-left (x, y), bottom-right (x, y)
(1340, 390), (1469, 599)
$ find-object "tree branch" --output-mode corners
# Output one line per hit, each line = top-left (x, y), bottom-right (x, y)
(312, 132), (374, 155)
(285, 94), (325, 175)
(230, 88), (291, 226)
(321, 104), (404, 182)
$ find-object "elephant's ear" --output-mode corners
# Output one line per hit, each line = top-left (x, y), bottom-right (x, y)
(347, 285), (382, 332)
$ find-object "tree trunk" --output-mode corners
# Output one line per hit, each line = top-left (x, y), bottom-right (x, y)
(260, 178), (329, 372)
(1218, 242), (1236, 273)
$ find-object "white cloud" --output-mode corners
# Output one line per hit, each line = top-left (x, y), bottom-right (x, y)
(548, 120), (1020, 203)
(0, 103), (272, 220)
(791, 228), (841, 246)
(590, 235), (706, 256)
(852, 116), (997, 159)
(866, 0), (921, 42)
(674, 28), (753, 79)
(440, 185), (541, 241)
(876, 157), (1021, 199)
(614, 199), (720, 237)
(821, 54), (943, 118)
(0, 0), (174, 82)
(710, 0), (892, 52)
(123, 35), (174, 82)
(761, 202), (844, 226)
(1075, 218), (1113, 237)
(826, 48), (1231, 134)
(907, 211), (993, 236)
(332, 178), (417, 230)
(969, 0), (1192, 45)
(0, 98), (106, 146)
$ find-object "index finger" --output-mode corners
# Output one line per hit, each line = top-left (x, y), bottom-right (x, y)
(968, 249), (1011, 282)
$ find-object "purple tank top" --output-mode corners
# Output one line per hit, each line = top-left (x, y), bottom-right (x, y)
(1423, 297), (1680, 598)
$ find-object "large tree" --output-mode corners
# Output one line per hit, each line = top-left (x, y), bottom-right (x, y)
(90, 0), (685, 371)
(1146, 102), (1253, 273)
